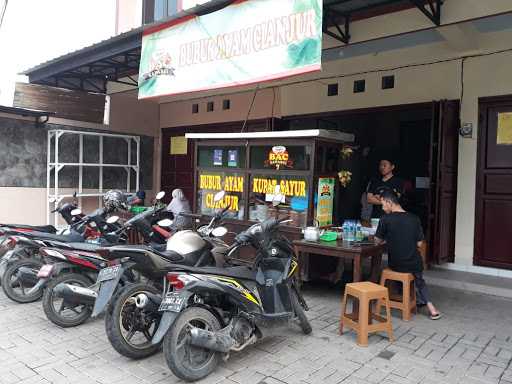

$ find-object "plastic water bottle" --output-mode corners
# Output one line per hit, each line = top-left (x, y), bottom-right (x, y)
(356, 222), (363, 241)
(347, 221), (354, 242)
(341, 221), (347, 242)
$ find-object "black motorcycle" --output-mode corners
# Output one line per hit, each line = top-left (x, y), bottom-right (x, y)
(93, 205), (229, 359)
(0, 198), (82, 260)
(153, 216), (311, 382)
(0, 205), (123, 303)
(34, 193), (171, 328)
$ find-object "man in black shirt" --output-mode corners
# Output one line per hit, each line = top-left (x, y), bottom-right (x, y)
(375, 189), (441, 320)
(367, 158), (404, 218)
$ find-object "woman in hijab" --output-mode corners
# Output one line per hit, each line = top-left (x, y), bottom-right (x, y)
(166, 189), (193, 232)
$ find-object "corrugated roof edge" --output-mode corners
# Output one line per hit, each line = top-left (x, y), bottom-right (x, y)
(20, 0), (236, 77)
(19, 26), (143, 76)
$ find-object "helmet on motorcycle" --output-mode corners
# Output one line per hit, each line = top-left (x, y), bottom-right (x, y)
(103, 190), (127, 212)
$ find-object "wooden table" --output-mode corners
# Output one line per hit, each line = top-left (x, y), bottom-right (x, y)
(293, 239), (385, 283)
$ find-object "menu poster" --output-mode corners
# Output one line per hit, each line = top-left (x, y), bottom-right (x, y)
(497, 112), (512, 145)
(228, 150), (238, 167)
(170, 136), (188, 155)
(213, 149), (223, 166)
(316, 177), (335, 227)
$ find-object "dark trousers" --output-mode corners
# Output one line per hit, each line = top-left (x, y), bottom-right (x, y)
(413, 272), (430, 305)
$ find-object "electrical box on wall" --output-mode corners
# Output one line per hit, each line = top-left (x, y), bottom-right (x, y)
(460, 122), (473, 138)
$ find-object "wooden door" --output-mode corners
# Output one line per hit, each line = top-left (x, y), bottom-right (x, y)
(475, 97), (512, 269)
(428, 100), (459, 264)
(161, 127), (195, 204)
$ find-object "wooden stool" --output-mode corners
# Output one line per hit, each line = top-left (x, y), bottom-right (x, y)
(340, 281), (394, 347)
(379, 268), (416, 321)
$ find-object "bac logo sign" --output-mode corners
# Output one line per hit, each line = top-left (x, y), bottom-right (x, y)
(266, 146), (293, 170)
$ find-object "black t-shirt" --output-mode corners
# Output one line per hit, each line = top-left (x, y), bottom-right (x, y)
(368, 175), (404, 218)
(375, 212), (424, 273)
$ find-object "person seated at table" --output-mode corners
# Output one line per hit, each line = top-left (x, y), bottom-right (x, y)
(375, 188), (442, 320)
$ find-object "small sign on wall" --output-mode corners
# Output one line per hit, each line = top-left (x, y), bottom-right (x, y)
(170, 136), (187, 155)
(497, 112), (512, 145)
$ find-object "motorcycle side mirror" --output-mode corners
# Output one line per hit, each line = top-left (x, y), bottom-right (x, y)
(107, 216), (119, 224)
(156, 191), (165, 200)
(214, 190), (225, 202)
(211, 226), (228, 238)
(158, 218), (173, 228)
(71, 208), (82, 216)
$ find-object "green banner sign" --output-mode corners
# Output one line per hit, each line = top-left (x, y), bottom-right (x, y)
(138, 0), (323, 99)
(317, 177), (335, 227)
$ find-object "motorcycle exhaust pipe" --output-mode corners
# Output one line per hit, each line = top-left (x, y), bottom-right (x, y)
(17, 267), (40, 286)
(188, 327), (235, 353)
(134, 293), (161, 312)
(27, 278), (49, 295)
(53, 283), (98, 306)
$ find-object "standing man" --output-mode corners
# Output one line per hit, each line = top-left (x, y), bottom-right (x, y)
(367, 158), (404, 218)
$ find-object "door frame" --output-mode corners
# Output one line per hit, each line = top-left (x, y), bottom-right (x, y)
(475, 95), (512, 269)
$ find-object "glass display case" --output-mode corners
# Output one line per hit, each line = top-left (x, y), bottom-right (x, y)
(188, 130), (354, 231)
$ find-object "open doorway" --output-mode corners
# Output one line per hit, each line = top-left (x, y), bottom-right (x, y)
(284, 101), (459, 265)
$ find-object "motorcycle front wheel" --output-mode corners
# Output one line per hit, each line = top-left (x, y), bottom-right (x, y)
(163, 306), (221, 382)
(105, 283), (161, 359)
(42, 273), (94, 328)
(1, 259), (43, 303)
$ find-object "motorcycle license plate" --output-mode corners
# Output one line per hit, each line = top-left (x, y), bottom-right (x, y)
(97, 265), (121, 283)
(37, 264), (54, 278)
(159, 292), (185, 312)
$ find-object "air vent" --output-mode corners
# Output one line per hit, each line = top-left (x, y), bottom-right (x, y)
(354, 80), (365, 93)
(382, 75), (395, 90)
(327, 83), (338, 96)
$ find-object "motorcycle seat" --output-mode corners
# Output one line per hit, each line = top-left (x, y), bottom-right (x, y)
(152, 248), (186, 263)
(1, 224), (57, 233)
(58, 242), (107, 253)
(20, 231), (84, 243)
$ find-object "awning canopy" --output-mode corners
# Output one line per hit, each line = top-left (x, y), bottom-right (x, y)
(21, 27), (142, 94)
(22, 0), (441, 93)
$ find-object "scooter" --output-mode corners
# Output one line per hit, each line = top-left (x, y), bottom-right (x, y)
(91, 192), (230, 360)
(36, 192), (171, 328)
(0, 197), (82, 258)
(153, 198), (311, 381)
(0, 204), (123, 302)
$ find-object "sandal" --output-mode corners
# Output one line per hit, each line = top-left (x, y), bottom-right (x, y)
(430, 313), (442, 320)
